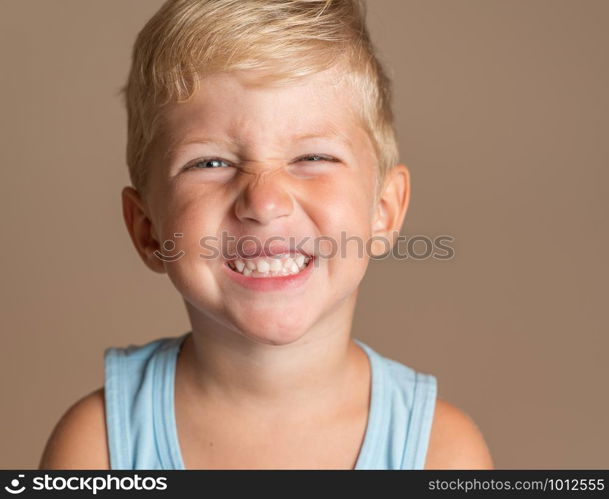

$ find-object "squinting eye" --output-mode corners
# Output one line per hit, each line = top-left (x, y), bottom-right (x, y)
(184, 158), (231, 170)
(296, 154), (338, 163)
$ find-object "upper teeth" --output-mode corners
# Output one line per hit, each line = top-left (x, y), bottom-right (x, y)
(228, 253), (311, 277)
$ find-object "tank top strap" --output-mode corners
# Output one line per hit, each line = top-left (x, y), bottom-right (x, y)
(103, 333), (189, 469)
(353, 338), (437, 469)
(398, 368), (438, 469)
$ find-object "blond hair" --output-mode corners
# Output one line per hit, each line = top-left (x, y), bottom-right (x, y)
(120, 0), (399, 203)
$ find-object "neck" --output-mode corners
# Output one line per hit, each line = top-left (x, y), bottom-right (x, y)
(179, 291), (364, 412)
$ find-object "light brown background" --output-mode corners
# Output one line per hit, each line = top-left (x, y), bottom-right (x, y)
(1, 0), (607, 469)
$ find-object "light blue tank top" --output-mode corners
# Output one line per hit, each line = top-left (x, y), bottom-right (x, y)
(104, 331), (437, 470)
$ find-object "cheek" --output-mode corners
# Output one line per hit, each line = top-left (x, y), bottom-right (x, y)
(305, 183), (374, 268)
(155, 190), (226, 261)
(308, 174), (374, 235)
(155, 194), (227, 306)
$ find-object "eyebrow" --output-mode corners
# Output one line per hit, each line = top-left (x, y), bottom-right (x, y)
(164, 129), (354, 160)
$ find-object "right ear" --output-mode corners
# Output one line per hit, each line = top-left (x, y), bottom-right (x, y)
(121, 186), (166, 274)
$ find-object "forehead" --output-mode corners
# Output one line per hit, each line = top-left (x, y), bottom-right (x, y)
(159, 68), (367, 153)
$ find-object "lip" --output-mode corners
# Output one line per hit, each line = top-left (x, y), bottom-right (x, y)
(222, 255), (315, 292)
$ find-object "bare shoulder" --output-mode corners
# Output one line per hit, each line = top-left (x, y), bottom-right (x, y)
(39, 387), (110, 469)
(424, 397), (494, 469)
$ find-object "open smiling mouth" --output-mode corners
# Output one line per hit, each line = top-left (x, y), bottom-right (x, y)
(226, 252), (313, 278)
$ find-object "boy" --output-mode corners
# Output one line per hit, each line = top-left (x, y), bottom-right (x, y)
(40, 0), (493, 469)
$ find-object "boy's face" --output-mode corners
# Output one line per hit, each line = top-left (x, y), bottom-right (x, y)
(123, 66), (409, 346)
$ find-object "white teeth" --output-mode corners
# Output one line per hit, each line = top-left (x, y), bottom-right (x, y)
(228, 253), (312, 278)
(256, 259), (270, 273)
(294, 254), (305, 267)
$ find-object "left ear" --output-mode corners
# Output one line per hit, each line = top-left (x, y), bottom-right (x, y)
(371, 164), (411, 257)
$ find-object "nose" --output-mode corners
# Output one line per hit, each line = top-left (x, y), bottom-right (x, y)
(233, 168), (294, 225)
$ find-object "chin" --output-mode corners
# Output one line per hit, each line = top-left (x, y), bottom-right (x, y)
(242, 331), (306, 347)
(231, 306), (313, 346)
